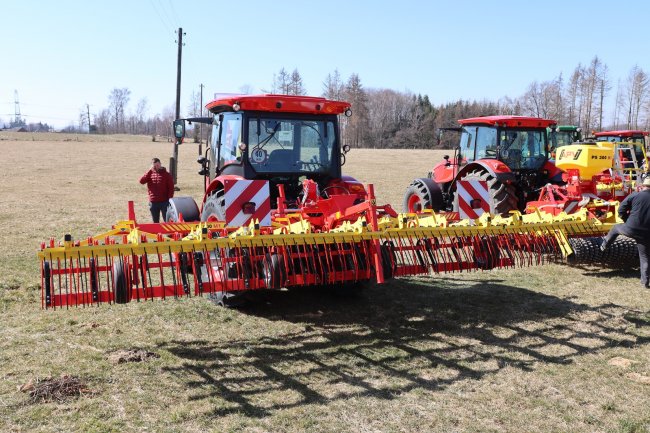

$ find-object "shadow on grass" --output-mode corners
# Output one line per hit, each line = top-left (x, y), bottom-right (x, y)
(158, 277), (650, 418)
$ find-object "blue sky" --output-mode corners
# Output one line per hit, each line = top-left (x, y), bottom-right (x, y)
(2, 0), (649, 128)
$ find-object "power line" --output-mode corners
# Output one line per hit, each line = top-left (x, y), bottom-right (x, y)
(148, 0), (174, 33)
(166, 0), (181, 29)
(154, 0), (177, 32)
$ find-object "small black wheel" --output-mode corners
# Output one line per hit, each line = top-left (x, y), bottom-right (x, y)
(112, 260), (131, 304)
(43, 261), (52, 306)
(167, 197), (200, 222)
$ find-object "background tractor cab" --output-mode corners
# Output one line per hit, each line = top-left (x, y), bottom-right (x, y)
(549, 125), (582, 158)
(594, 130), (649, 170)
(404, 115), (561, 217)
(167, 94), (365, 224)
(594, 129), (648, 144)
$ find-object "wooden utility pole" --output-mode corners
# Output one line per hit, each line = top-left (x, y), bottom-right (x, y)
(86, 104), (91, 133)
(171, 27), (184, 187)
(199, 83), (204, 155)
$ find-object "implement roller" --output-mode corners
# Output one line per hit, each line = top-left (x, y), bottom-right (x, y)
(36, 95), (632, 309)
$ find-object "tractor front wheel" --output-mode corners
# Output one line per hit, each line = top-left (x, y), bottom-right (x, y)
(454, 169), (517, 217)
(201, 188), (226, 222)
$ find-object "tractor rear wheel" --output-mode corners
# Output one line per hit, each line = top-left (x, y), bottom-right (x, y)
(455, 169), (517, 217)
(201, 188), (226, 222)
(403, 178), (443, 213)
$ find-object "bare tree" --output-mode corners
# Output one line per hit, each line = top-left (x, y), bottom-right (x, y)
(322, 69), (344, 100)
(288, 69), (306, 96)
(269, 68), (291, 94)
(238, 84), (253, 95)
(108, 88), (131, 133)
(343, 73), (369, 147)
(566, 65), (584, 125)
(620, 65), (649, 129)
(135, 98), (149, 134)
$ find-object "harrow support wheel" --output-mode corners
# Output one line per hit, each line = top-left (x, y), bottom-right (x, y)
(112, 260), (131, 304)
(262, 253), (286, 290)
(454, 169), (517, 217)
(403, 178), (443, 213)
(208, 291), (248, 308)
(167, 197), (200, 222)
(473, 236), (501, 270)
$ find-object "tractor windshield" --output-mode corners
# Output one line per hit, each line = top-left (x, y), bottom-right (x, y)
(555, 131), (576, 148)
(247, 117), (336, 174)
(498, 129), (547, 170)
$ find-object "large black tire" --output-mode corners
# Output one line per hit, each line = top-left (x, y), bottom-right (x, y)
(403, 178), (444, 213)
(201, 188), (226, 222)
(454, 169), (517, 217)
(166, 197), (200, 222)
(112, 261), (130, 304)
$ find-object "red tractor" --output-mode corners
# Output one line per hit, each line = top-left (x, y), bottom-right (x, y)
(403, 116), (562, 218)
(167, 94), (368, 226)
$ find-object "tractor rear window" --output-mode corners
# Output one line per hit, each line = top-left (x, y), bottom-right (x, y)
(498, 129), (547, 170)
(247, 117), (336, 174)
(597, 136), (645, 144)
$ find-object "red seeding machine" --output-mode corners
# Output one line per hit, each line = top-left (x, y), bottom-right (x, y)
(37, 96), (638, 309)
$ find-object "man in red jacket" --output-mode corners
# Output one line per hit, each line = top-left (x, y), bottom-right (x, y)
(139, 157), (174, 223)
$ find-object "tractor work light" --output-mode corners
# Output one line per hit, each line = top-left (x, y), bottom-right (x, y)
(232, 103), (241, 111)
(344, 108), (352, 117)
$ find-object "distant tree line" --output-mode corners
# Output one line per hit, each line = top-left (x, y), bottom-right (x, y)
(72, 56), (650, 149)
(1, 117), (52, 132)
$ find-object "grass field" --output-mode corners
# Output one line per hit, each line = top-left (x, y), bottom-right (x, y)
(1, 132), (650, 433)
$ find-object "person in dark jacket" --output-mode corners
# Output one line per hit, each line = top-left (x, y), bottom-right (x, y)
(139, 157), (174, 223)
(601, 177), (650, 287)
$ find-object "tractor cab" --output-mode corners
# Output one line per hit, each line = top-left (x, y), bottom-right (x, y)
(549, 125), (582, 157)
(457, 117), (549, 171)
(594, 129), (648, 144)
(170, 94), (365, 224)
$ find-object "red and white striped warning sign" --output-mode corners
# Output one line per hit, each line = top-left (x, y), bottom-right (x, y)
(223, 179), (272, 227)
(456, 180), (490, 219)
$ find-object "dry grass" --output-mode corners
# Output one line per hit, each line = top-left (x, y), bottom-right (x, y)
(1, 133), (650, 432)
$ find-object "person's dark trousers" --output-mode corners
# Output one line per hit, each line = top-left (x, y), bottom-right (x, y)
(602, 224), (632, 249)
(149, 200), (169, 223)
(637, 240), (650, 288)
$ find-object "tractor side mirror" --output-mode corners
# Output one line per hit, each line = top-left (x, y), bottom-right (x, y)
(173, 119), (185, 142)
(197, 156), (209, 176)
